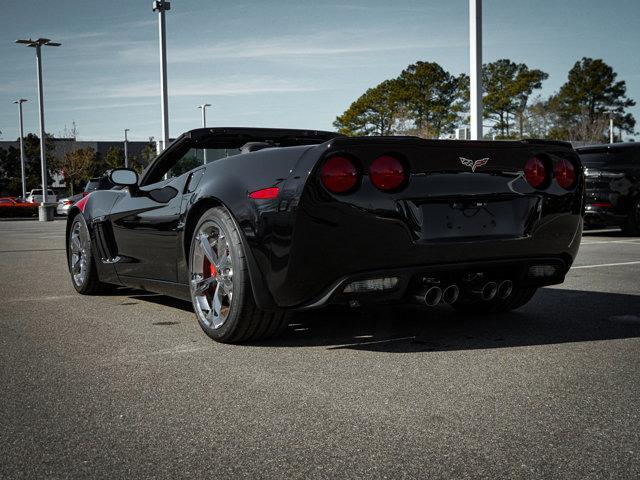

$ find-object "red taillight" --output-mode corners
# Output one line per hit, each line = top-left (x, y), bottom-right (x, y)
(64, 200), (73, 206)
(370, 155), (406, 191)
(248, 187), (279, 199)
(554, 158), (576, 189)
(321, 155), (358, 194)
(524, 156), (548, 189)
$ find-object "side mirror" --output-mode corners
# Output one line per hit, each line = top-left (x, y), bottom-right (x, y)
(109, 168), (138, 186)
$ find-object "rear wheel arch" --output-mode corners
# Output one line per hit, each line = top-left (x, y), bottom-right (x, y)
(183, 197), (278, 310)
(183, 197), (224, 262)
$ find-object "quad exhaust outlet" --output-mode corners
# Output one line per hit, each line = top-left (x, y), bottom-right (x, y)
(415, 284), (460, 307)
(497, 279), (514, 299)
(442, 284), (460, 305)
(415, 279), (513, 306)
(472, 281), (498, 301)
(418, 286), (443, 307)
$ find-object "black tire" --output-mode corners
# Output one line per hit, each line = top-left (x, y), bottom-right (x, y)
(67, 213), (114, 295)
(621, 198), (640, 236)
(452, 286), (538, 314)
(189, 207), (288, 343)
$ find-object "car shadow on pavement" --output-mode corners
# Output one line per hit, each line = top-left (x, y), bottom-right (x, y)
(259, 288), (640, 352)
(110, 289), (194, 311)
(116, 286), (640, 352)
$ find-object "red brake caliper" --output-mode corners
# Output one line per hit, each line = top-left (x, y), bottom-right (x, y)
(201, 258), (217, 296)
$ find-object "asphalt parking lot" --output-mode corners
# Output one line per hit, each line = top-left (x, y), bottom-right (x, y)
(1, 219), (639, 479)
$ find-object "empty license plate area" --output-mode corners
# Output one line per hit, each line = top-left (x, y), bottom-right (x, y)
(420, 197), (539, 241)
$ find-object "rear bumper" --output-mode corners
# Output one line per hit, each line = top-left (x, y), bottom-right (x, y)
(268, 209), (582, 308)
(584, 181), (632, 227)
(295, 256), (568, 310)
(584, 206), (626, 227)
(584, 202), (627, 227)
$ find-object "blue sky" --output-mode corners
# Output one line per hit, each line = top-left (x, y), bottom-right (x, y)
(0, 0), (638, 142)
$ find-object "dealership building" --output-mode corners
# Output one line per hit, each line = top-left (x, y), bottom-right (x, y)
(0, 138), (155, 190)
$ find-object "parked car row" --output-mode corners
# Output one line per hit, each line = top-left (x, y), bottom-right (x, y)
(0, 174), (117, 216)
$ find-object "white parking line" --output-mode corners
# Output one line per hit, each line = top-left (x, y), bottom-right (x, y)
(4, 294), (78, 303)
(581, 239), (640, 245)
(573, 261), (640, 269)
(329, 336), (416, 349)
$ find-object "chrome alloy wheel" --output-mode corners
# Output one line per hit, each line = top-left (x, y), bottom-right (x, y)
(190, 221), (234, 329)
(69, 219), (89, 287)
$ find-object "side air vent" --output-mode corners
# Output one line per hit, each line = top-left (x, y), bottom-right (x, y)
(92, 220), (119, 263)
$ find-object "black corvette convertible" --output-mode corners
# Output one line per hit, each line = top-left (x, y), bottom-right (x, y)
(66, 127), (584, 343)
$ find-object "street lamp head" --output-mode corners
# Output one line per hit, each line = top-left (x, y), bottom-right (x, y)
(15, 38), (61, 48)
(197, 103), (212, 109)
(152, 0), (171, 12)
(13, 99), (28, 104)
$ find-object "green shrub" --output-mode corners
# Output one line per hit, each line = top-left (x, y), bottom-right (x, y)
(0, 205), (39, 218)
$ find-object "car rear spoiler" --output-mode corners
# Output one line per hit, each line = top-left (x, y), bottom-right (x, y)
(188, 127), (343, 147)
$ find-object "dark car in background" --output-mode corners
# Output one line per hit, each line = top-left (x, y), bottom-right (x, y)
(84, 175), (115, 193)
(576, 143), (640, 234)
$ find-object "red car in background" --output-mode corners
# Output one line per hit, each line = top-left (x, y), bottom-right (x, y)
(0, 197), (34, 207)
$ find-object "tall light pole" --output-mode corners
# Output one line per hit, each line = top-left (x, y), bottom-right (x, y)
(198, 103), (211, 128)
(14, 99), (28, 200)
(153, 1), (170, 152)
(16, 38), (60, 221)
(469, 0), (483, 140)
(607, 111), (615, 144)
(197, 103), (211, 163)
(124, 128), (130, 167)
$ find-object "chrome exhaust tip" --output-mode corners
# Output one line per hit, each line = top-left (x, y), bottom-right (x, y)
(424, 286), (443, 307)
(415, 286), (443, 307)
(497, 280), (514, 299)
(480, 281), (498, 301)
(442, 284), (460, 305)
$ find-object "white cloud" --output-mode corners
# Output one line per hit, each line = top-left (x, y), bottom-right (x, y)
(118, 30), (464, 65)
(56, 31), (107, 41)
(47, 101), (159, 113)
(84, 76), (324, 99)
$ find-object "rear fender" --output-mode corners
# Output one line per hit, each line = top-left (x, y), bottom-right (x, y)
(178, 145), (321, 310)
(182, 192), (278, 311)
